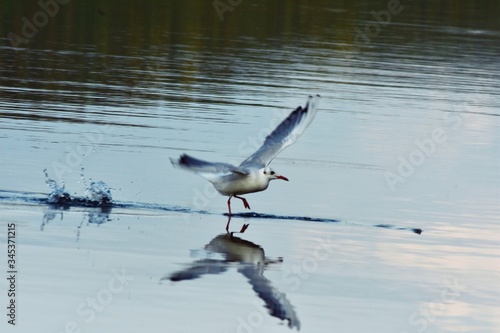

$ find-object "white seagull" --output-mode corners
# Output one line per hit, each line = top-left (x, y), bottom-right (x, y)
(170, 94), (320, 216)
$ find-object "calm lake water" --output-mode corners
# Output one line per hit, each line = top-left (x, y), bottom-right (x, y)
(1, 1), (499, 332)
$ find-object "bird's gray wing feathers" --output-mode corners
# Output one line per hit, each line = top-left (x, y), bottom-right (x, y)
(239, 266), (301, 330)
(162, 259), (229, 282)
(239, 94), (320, 168)
(170, 154), (249, 180)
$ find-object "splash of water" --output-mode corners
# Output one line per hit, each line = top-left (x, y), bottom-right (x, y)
(43, 169), (71, 203)
(42, 168), (113, 206)
(81, 166), (113, 205)
(86, 180), (112, 205)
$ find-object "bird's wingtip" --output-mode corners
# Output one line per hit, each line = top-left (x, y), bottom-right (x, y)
(304, 94), (320, 113)
(306, 94), (321, 107)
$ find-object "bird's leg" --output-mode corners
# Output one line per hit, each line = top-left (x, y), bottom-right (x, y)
(226, 197), (233, 232)
(234, 195), (251, 210)
(226, 217), (249, 235)
(227, 196), (233, 217)
(225, 215), (232, 234)
(226, 196), (249, 234)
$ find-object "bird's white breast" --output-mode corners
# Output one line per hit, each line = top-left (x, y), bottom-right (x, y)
(212, 171), (269, 196)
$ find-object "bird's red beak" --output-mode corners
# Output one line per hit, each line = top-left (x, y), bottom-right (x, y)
(277, 175), (289, 181)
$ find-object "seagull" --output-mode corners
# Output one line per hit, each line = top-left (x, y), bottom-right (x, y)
(163, 233), (300, 329)
(170, 94), (320, 217)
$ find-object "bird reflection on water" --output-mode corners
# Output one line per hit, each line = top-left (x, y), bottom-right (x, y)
(163, 233), (301, 330)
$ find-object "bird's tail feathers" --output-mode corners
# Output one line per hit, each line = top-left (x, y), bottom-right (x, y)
(170, 154), (247, 178)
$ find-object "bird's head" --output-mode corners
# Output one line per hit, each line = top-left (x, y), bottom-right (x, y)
(262, 167), (289, 181)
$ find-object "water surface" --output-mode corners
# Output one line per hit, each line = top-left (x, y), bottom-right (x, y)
(0, 1), (499, 332)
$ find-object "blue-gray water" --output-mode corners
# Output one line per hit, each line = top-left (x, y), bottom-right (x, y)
(0, 1), (499, 332)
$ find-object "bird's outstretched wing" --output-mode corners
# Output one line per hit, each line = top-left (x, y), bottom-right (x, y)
(170, 154), (249, 181)
(162, 259), (229, 282)
(239, 266), (301, 330)
(239, 94), (320, 168)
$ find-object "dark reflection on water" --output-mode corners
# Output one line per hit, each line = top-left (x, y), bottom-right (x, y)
(40, 203), (112, 242)
(0, 189), (423, 235)
(0, 1), (497, 331)
(163, 233), (300, 329)
(1, 0), (498, 126)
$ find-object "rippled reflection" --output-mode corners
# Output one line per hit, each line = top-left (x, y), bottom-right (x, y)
(164, 233), (300, 329)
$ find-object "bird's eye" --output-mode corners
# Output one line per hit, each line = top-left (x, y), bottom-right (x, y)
(271, 171), (275, 175)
